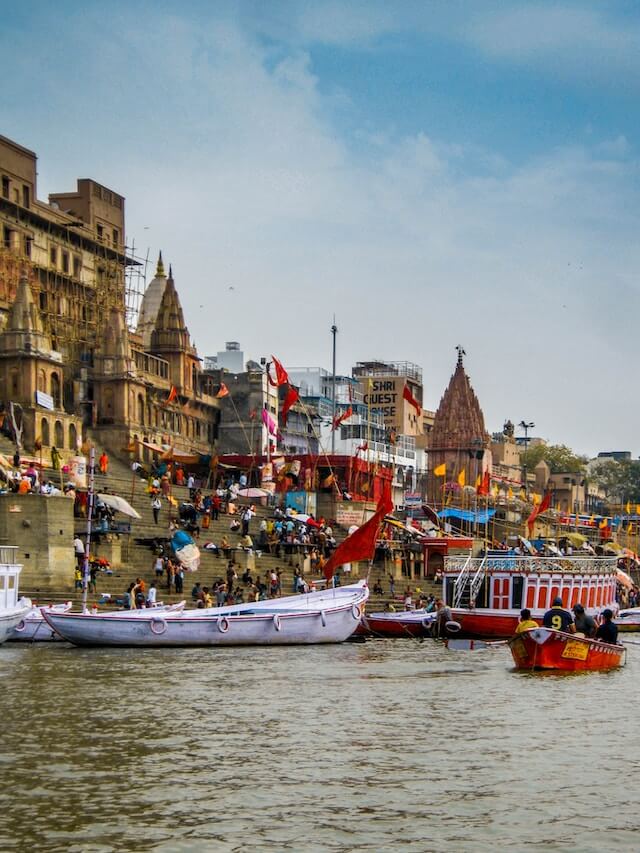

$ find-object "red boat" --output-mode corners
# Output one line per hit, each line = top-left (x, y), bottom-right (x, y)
(508, 627), (625, 672)
(445, 554), (619, 639)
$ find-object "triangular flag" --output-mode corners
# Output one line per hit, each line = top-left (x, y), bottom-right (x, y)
(270, 356), (290, 387)
(402, 383), (421, 416)
(457, 469), (466, 487)
(433, 463), (446, 477)
(626, 500), (631, 515)
(216, 382), (229, 398)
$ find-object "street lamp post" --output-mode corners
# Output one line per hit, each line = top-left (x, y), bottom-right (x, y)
(519, 420), (535, 497)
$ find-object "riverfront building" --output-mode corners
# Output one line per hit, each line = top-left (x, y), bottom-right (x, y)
(0, 134), (219, 460)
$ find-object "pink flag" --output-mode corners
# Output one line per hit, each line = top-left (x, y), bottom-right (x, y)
(261, 408), (277, 435)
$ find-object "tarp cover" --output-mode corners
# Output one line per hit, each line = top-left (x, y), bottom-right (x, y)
(437, 508), (497, 524)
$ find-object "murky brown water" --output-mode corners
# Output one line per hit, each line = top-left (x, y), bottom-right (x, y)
(0, 639), (636, 852)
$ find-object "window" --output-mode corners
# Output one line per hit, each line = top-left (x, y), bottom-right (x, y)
(61, 251), (69, 274)
(24, 236), (32, 258)
(112, 228), (119, 247)
(73, 256), (81, 278)
(96, 224), (104, 241)
(50, 246), (57, 267)
(1, 176), (8, 198)
(22, 185), (30, 208)
(3, 226), (12, 249)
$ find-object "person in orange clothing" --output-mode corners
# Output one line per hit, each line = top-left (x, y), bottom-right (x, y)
(99, 451), (109, 475)
(18, 476), (31, 494)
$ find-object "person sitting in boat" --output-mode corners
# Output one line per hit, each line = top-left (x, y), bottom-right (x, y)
(542, 597), (575, 633)
(595, 609), (620, 645)
(572, 603), (596, 638)
(434, 599), (453, 637)
(515, 609), (539, 633)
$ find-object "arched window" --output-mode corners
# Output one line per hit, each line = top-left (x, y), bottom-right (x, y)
(51, 372), (61, 408)
(191, 363), (197, 390)
(54, 420), (64, 447)
(69, 423), (77, 451)
(137, 394), (144, 425)
(37, 369), (46, 393)
(41, 418), (50, 447)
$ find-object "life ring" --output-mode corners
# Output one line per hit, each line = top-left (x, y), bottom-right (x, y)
(273, 614), (282, 632)
(446, 620), (462, 634)
(150, 618), (167, 635)
(218, 616), (230, 634)
(320, 610), (327, 627)
(14, 620), (25, 633)
(421, 617), (433, 631)
(351, 603), (362, 621)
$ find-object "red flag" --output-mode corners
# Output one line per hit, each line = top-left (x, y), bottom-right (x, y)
(270, 355), (290, 387)
(323, 484), (393, 580)
(332, 405), (353, 430)
(216, 382), (229, 398)
(281, 386), (299, 424)
(165, 386), (178, 405)
(527, 491), (552, 534)
(477, 470), (491, 496)
(249, 409), (257, 420)
(355, 441), (368, 454)
(403, 383), (421, 416)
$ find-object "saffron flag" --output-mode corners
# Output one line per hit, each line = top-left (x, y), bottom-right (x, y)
(636, 505), (640, 516)
(527, 491), (552, 534)
(281, 386), (299, 424)
(332, 406), (353, 430)
(433, 463), (446, 477)
(270, 355), (290, 387)
(165, 386), (178, 405)
(261, 408), (277, 435)
(626, 500), (631, 515)
(458, 469), (466, 488)
(216, 382), (229, 398)
(477, 470), (490, 496)
(402, 383), (421, 416)
(507, 486), (513, 500)
(322, 484), (394, 580)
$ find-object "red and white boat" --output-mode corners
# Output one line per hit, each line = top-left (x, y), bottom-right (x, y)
(445, 553), (619, 639)
(362, 609), (436, 638)
(508, 627), (625, 671)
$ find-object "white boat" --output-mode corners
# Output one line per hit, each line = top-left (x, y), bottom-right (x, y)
(615, 607), (640, 633)
(42, 582), (369, 647)
(9, 601), (72, 642)
(9, 600), (186, 641)
(0, 546), (32, 644)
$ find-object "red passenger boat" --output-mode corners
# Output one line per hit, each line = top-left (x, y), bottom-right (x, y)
(508, 627), (625, 672)
(446, 554), (619, 639)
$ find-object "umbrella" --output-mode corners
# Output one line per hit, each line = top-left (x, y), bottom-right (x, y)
(97, 493), (141, 519)
(603, 542), (623, 556)
(616, 568), (634, 590)
(566, 532), (586, 547)
(237, 487), (270, 498)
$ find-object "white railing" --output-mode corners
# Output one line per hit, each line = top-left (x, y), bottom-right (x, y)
(452, 554), (473, 608)
(445, 555), (618, 576)
(469, 556), (488, 603)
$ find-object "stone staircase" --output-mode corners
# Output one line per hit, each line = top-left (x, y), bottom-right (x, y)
(1, 433), (438, 613)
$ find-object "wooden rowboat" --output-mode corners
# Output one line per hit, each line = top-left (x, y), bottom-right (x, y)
(508, 627), (625, 672)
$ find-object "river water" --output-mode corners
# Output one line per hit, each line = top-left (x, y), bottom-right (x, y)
(0, 638), (636, 852)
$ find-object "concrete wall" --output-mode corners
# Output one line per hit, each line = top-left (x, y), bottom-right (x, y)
(0, 494), (75, 591)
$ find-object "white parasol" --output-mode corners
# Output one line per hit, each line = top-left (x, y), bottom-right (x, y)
(97, 493), (141, 519)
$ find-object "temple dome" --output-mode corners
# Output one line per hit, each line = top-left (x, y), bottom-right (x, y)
(137, 252), (167, 349)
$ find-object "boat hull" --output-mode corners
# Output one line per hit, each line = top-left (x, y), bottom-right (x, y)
(43, 585), (368, 647)
(508, 628), (625, 672)
(451, 609), (520, 639)
(0, 602), (33, 644)
(362, 611), (436, 638)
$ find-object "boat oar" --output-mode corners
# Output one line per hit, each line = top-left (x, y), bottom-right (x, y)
(446, 638), (508, 651)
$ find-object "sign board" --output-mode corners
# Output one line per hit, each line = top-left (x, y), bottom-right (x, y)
(285, 491), (307, 513)
(404, 492), (422, 506)
(35, 391), (54, 411)
(68, 456), (87, 489)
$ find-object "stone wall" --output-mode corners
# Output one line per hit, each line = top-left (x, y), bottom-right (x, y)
(0, 494), (75, 591)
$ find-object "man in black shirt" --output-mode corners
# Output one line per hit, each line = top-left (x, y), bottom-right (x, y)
(595, 609), (619, 645)
(543, 597), (576, 633)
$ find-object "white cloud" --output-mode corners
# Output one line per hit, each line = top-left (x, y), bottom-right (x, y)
(1, 4), (639, 456)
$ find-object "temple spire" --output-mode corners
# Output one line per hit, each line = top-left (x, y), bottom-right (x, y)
(168, 264), (173, 280)
(456, 344), (466, 368)
(156, 251), (165, 277)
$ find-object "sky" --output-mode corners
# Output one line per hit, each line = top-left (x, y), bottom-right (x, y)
(1, 1), (639, 458)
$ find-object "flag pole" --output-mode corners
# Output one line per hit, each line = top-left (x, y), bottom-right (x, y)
(331, 319), (337, 454)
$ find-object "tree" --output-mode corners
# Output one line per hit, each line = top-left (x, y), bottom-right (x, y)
(590, 459), (640, 503)
(520, 443), (588, 475)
